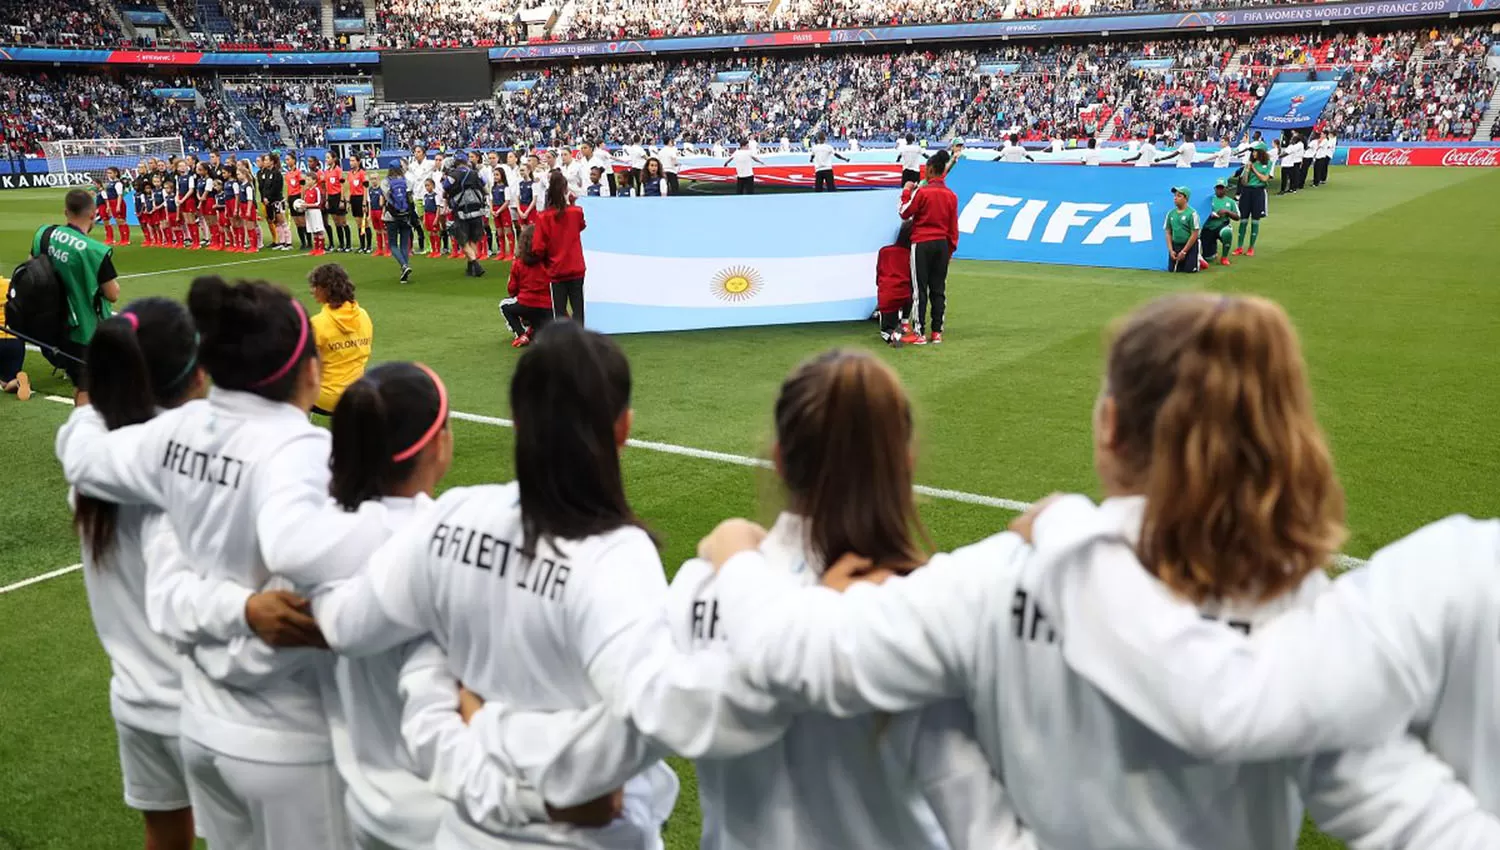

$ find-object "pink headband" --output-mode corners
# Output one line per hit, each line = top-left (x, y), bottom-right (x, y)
(249, 300), (309, 388)
(392, 363), (449, 462)
(122, 313), (139, 331)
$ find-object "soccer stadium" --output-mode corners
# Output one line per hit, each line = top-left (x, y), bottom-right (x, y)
(1, 0), (1498, 847)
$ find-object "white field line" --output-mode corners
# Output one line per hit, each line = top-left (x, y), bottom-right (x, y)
(116, 252), (308, 280)
(10, 396), (1365, 594)
(0, 564), (83, 594)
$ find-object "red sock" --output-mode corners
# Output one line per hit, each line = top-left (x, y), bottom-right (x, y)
(103, 223), (115, 243)
(119, 224), (130, 244)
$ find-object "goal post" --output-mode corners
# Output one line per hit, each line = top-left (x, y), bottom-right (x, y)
(39, 137), (186, 183)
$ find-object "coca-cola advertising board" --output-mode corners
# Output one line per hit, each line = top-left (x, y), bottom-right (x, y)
(1346, 147), (1500, 167)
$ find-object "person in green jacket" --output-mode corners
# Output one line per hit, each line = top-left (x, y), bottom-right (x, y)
(1164, 186), (1201, 274)
(1200, 178), (1241, 268)
(32, 188), (121, 383)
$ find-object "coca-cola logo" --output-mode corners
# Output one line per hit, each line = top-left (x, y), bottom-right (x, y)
(1440, 148), (1500, 167)
(1354, 148), (1412, 166)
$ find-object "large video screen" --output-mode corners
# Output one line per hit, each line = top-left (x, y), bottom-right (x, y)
(381, 50), (492, 103)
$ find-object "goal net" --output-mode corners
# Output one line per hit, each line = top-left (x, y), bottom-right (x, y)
(39, 137), (186, 184)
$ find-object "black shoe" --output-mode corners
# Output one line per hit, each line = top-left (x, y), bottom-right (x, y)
(471, 262), (486, 278)
(400, 267), (412, 284)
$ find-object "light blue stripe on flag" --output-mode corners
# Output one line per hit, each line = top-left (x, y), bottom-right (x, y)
(578, 191), (902, 258)
(590, 298), (876, 334)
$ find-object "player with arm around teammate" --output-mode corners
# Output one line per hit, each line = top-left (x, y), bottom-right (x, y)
(308, 323), (686, 849)
(70, 297), (325, 850)
(437, 349), (1039, 850)
(692, 292), (1500, 850)
(1024, 493), (1500, 819)
(55, 278), (402, 850)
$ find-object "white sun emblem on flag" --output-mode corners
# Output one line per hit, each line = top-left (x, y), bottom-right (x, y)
(710, 265), (764, 302)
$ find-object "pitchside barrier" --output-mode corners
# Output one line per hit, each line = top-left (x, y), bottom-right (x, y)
(5, 143), (1500, 192)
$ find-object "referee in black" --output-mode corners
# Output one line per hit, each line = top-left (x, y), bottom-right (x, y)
(257, 153), (287, 250)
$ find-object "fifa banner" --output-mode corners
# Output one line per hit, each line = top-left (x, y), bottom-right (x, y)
(946, 161), (1230, 271)
(1248, 80), (1338, 131)
(580, 192), (896, 334)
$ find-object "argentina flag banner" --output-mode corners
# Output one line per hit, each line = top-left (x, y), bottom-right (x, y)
(578, 192), (898, 335)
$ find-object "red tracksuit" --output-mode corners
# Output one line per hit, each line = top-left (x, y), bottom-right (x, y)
(502, 259), (555, 339)
(876, 244), (912, 315)
(534, 204), (588, 323)
(534, 204), (587, 281)
(508, 260), (553, 309)
(898, 176), (959, 337)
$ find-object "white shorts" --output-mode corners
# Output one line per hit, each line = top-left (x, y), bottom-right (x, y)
(354, 826), (407, 850)
(116, 721), (191, 812)
(304, 209), (325, 234)
(180, 737), (351, 850)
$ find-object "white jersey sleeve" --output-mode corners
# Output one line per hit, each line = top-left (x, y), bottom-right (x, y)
(1304, 735), (1500, 849)
(252, 431), (391, 588)
(715, 532), (1027, 716)
(312, 516), (436, 656)
(449, 557), (795, 818)
(56, 404), (170, 507)
(905, 700), (1037, 850)
(396, 641), (501, 797)
(1030, 497), (1485, 760)
(142, 510), (252, 644)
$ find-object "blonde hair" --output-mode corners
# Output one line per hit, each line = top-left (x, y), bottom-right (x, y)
(1106, 293), (1345, 604)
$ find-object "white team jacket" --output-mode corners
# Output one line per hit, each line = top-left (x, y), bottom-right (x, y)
(151, 494), (463, 849)
(1028, 495), (1500, 817)
(56, 391), (390, 764)
(79, 502), (197, 738)
(313, 482), (681, 849)
(454, 513), (1034, 850)
(711, 496), (1500, 849)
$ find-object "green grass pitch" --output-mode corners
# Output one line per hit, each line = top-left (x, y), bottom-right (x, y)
(1, 167), (1497, 849)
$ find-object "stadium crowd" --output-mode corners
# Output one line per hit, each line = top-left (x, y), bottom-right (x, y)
(360, 27), (1493, 150)
(0, 0), (1494, 51)
(222, 78), (362, 148)
(373, 0), (529, 48)
(0, 71), (249, 156)
(0, 25), (1492, 152)
(0, 0), (125, 47)
(558, 0), (771, 42)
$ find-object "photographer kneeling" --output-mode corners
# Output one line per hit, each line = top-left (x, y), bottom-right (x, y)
(445, 156), (488, 278)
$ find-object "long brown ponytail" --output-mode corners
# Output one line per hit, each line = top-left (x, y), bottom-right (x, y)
(1106, 293), (1346, 604)
(774, 349), (931, 573)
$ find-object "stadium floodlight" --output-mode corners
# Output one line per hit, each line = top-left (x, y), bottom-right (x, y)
(39, 137), (187, 183)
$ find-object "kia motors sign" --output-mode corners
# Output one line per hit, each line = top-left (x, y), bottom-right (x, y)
(1348, 147), (1500, 167)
